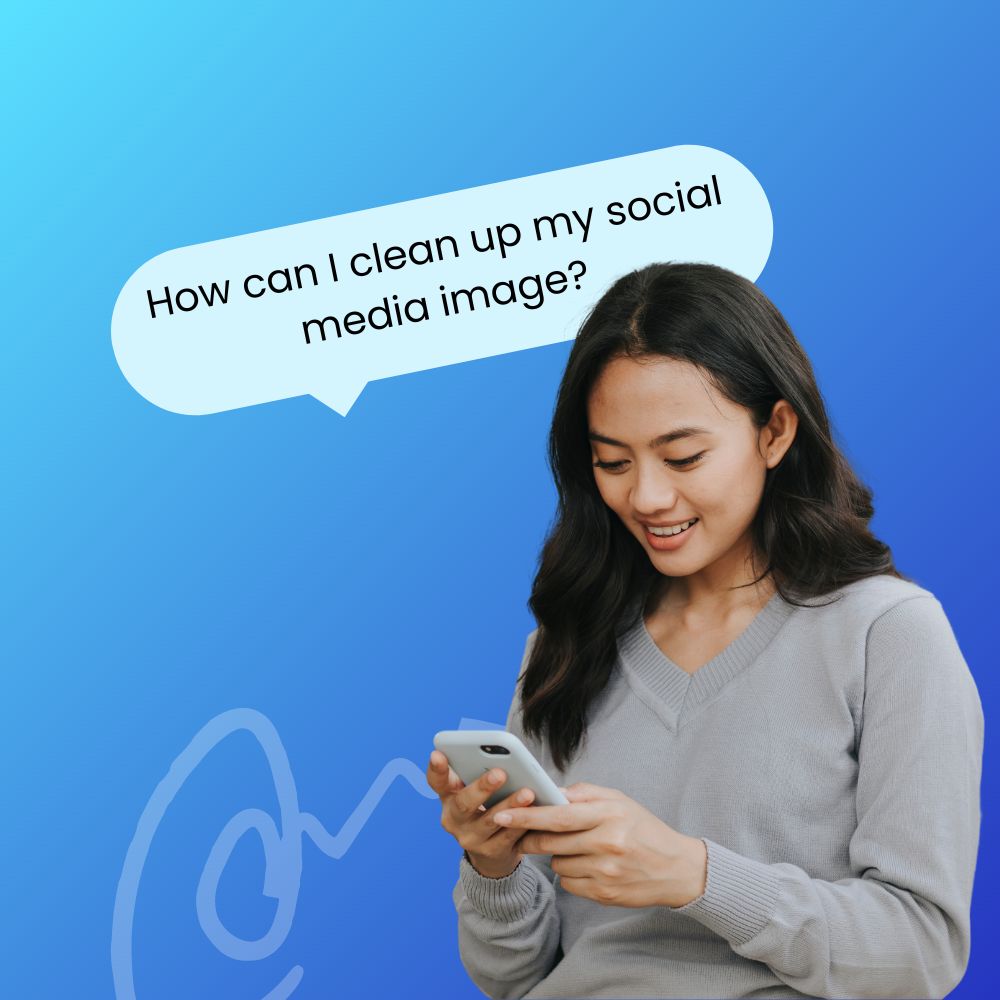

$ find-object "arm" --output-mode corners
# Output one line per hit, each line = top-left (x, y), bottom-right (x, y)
(452, 629), (563, 1000)
(673, 595), (985, 999)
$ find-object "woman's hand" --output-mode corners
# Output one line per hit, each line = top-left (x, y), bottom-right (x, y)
(427, 749), (537, 879)
(493, 782), (707, 908)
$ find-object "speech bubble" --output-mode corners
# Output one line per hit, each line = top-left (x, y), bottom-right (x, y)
(111, 144), (772, 416)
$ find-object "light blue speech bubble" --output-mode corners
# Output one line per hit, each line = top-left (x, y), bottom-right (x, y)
(111, 145), (772, 416)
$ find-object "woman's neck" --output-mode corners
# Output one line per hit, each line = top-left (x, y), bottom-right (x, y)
(646, 569), (776, 625)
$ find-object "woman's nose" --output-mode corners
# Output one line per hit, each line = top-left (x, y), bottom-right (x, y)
(630, 460), (678, 515)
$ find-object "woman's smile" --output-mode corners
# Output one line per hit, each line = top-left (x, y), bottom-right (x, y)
(642, 517), (699, 550)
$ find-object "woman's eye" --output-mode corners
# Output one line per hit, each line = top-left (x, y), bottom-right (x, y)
(593, 452), (705, 472)
(667, 452), (705, 468)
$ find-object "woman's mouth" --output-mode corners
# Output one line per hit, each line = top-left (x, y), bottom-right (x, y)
(643, 518), (698, 550)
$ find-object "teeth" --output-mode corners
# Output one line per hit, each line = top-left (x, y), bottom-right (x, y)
(648, 519), (696, 537)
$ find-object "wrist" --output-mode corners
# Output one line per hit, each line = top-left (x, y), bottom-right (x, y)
(686, 835), (709, 904)
(666, 835), (708, 908)
(464, 849), (522, 880)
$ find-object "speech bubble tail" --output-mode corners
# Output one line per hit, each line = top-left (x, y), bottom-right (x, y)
(310, 379), (368, 416)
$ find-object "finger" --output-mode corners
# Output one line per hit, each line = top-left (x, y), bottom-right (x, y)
(427, 751), (465, 796)
(456, 786), (536, 857)
(518, 829), (590, 856)
(479, 786), (537, 845)
(450, 767), (508, 817)
(487, 785), (535, 816)
(563, 782), (625, 802)
(493, 801), (606, 832)
(427, 751), (450, 794)
(547, 853), (593, 879)
(554, 873), (599, 902)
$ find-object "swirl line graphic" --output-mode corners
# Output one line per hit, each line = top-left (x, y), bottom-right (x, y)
(111, 708), (500, 999)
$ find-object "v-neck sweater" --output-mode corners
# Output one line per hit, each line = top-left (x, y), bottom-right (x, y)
(618, 588), (794, 733)
(451, 574), (984, 999)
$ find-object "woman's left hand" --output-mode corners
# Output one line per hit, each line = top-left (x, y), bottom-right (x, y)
(493, 782), (707, 909)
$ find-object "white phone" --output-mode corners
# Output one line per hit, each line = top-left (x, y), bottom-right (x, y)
(433, 730), (569, 809)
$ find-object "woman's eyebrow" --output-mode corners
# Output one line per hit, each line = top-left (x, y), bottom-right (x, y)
(588, 426), (712, 448)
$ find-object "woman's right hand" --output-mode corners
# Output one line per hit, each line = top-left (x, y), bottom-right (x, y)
(428, 749), (536, 878)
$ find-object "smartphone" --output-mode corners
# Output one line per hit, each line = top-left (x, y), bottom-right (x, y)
(433, 729), (569, 809)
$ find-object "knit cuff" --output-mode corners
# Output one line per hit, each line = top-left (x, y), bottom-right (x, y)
(670, 838), (782, 947)
(458, 852), (541, 921)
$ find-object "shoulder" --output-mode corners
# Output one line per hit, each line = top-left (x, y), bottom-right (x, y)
(847, 585), (984, 759)
(828, 577), (981, 711)
(776, 575), (957, 706)
(794, 573), (941, 635)
(825, 571), (936, 610)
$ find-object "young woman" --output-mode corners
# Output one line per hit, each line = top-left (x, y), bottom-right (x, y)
(427, 262), (984, 999)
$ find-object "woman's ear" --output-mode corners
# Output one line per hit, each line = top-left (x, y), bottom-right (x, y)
(762, 400), (798, 467)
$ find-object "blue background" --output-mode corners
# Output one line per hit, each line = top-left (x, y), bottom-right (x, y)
(4, 2), (996, 997)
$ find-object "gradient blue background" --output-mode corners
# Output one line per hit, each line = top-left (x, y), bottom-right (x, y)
(4, 3), (996, 997)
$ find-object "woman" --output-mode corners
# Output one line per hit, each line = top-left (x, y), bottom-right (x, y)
(426, 262), (984, 999)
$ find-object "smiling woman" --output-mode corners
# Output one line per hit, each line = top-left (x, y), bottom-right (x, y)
(440, 262), (985, 1000)
(587, 357), (798, 608)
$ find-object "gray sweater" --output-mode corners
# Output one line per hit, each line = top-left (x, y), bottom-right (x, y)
(452, 575), (984, 999)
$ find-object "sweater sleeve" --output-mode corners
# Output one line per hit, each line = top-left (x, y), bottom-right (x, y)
(672, 595), (985, 999)
(452, 628), (563, 999)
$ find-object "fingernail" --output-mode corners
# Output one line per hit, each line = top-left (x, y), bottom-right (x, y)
(517, 790), (531, 803)
(494, 812), (511, 824)
(488, 770), (502, 784)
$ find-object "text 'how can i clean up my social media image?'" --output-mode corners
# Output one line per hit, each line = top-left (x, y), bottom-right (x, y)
(111, 145), (772, 416)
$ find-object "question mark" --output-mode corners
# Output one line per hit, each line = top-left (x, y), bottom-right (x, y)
(567, 260), (586, 289)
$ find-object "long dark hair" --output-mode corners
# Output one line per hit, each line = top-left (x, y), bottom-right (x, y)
(520, 262), (909, 771)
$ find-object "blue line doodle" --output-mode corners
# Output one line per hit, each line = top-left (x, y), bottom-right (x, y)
(111, 708), (502, 999)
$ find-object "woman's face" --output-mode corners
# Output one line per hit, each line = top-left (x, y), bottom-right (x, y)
(586, 354), (797, 597)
